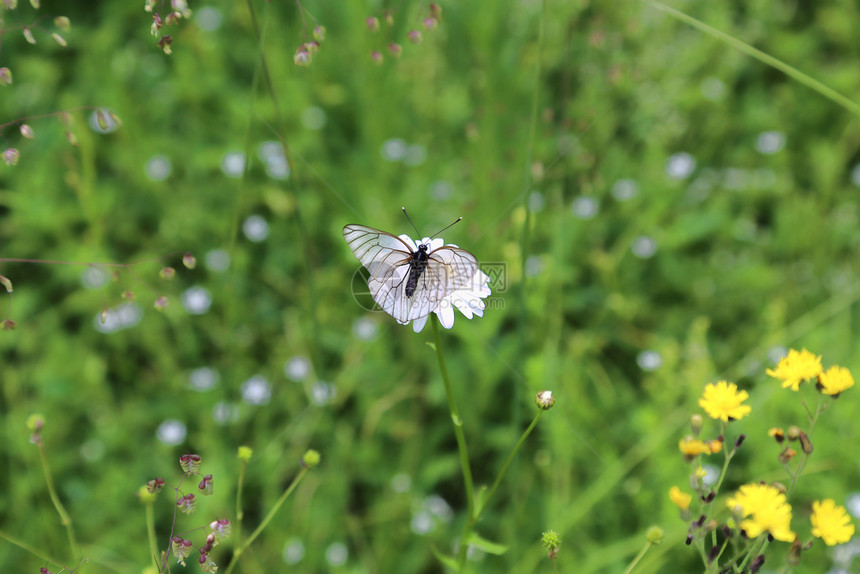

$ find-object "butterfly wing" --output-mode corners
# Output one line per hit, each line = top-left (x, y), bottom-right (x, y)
(343, 224), (416, 323)
(343, 225), (479, 324)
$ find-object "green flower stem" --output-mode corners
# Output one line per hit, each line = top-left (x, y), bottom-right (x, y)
(0, 529), (69, 569)
(476, 410), (543, 517)
(431, 318), (476, 571)
(223, 466), (309, 574)
(622, 539), (656, 574)
(36, 441), (79, 560)
(641, 0), (860, 118)
(234, 457), (248, 550)
(144, 501), (159, 568)
(709, 421), (737, 496)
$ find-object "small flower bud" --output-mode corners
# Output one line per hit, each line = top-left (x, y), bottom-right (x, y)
(388, 42), (402, 58)
(685, 534), (694, 545)
(122, 290), (135, 300)
(294, 48), (311, 67)
(100, 307), (108, 324)
(176, 493), (197, 515)
(96, 109), (110, 130)
(371, 50), (383, 64)
(182, 253), (196, 269)
(40, 568), (52, 574)
(23, 27), (36, 45)
(0, 275), (13, 293)
(689, 414), (703, 436)
(154, 295), (169, 310)
(770, 481), (787, 494)
(27, 414), (44, 432)
(302, 449), (321, 468)
(0, 67), (12, 86)
(54, 16), (71, 31)
(19, 124), (34, 139)
(535, 390), (555, 410)
(750, 554), (766, 573)
(160, 266), (176, 280)
(210, 519), (231, 544)
(165, 11), (180, 26)
(237, 445), (253, 461)
(65, 131), (78, 147)
(541, 529), (561, 558)
(2, 318), (17, 331)
(383, 11), (394, 26)
(429, 3), (442, 18)
(51, 33), (67, 47)
(146, 477), (165, 494)
(171, 537), (193, 566)
(304, 41), (320, 55)
(180, 453), (202, 474)
(198, 474), (214, 495)
(408, 29), (423, 44)
(707, 545), (720, 563)
(786, 425), (801, 441)
(424, 17), (438, 30)
(144, 0), (157, 12)
(778, 446), (796, 463)
(3, 148), (20, 166)
(29, 0), (39, 7)
(787, 538), (802, 566)
(158, 35), (173, 55)
(646, 526), (663, 544)
(366, 16), (379, 31)
(58, 111), (72, 126)
(313, 25), (326, 42)
(172, 0), (192, 18)
(798, 430), (813, 454)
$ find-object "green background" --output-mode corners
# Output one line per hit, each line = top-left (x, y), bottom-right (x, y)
(1, 0), (859, 572)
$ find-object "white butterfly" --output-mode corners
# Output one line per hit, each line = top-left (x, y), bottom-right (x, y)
(343, 219), (480, 325)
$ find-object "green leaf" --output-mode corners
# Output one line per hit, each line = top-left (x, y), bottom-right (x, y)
(466, 532), (509, 555)
(431, 545), (460, 571)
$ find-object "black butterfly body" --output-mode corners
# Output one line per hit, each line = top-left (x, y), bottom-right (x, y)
(405, 244), (430, 297)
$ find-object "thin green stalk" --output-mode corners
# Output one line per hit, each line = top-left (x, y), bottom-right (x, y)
(477, 410), (542, 517)
(36, 441), (79, 559)
(622, 539), (656, 574)
(641, 0), (860, 118)
(223, 467), (309, 574)
(144, 501), (159, 568)
(431, 318), (475, 571)
(234, 456), (248, 550)
(0, 529), (69, 569)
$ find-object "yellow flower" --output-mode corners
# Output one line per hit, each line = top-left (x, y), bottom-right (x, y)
(811, 499), (855, 546)
(698, 381), (751, 422)
(766, 348), (822, 391)
(669, 486), (693, 511)
(818, 365), (854, 396)
(679, 436), (714, 459)
(727, 483), (795, 542)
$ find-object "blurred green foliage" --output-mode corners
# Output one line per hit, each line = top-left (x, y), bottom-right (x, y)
(1, 0), (860, 572)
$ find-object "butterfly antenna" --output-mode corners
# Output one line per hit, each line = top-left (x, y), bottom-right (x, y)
(401, 207), (422, 237)
(430, 216), (463, 239)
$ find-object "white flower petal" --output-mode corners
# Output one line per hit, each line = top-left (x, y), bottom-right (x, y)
(398, 234), (418, 251)
(438, 301), (456, 328)
(412, 315), (429, 333)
